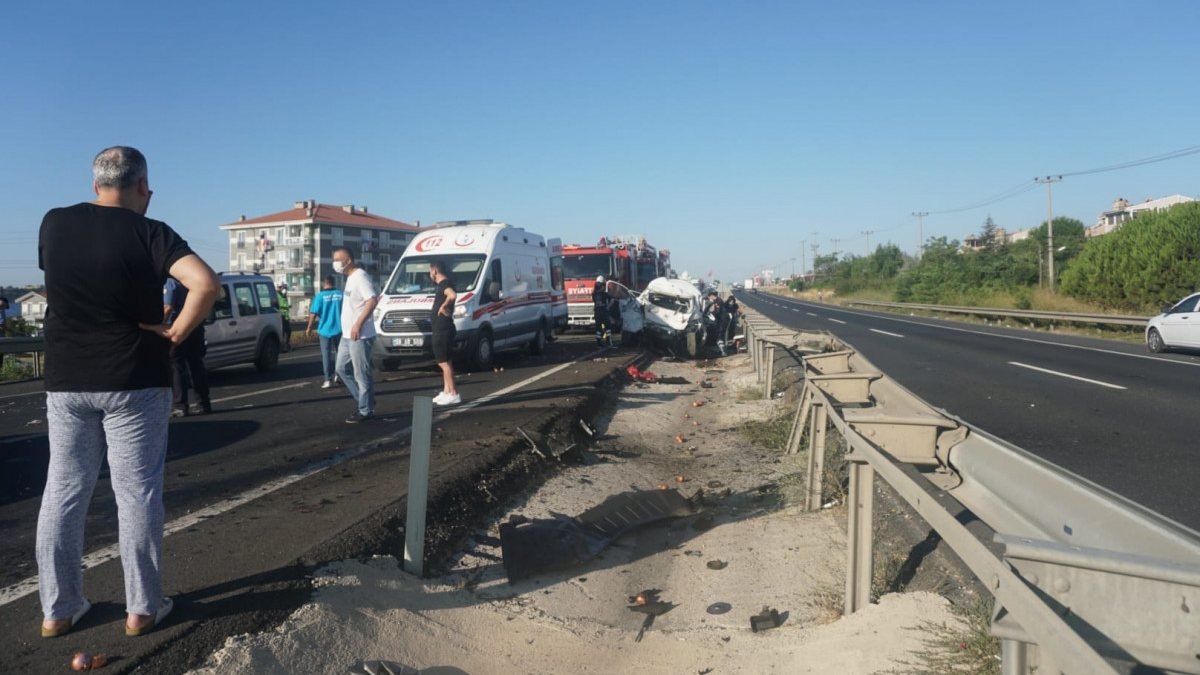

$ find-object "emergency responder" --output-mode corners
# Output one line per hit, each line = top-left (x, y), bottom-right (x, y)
(593, 275), (613, 346)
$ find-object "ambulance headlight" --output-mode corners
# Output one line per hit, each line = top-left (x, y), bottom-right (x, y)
(453, 304), (467, 319)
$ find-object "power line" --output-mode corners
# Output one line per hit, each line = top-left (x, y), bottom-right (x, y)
(928, 181), (1039, 215)
(1059, 143), (1200, 177)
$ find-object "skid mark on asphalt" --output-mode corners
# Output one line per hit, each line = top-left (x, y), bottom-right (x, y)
(0, 346), (613, 607)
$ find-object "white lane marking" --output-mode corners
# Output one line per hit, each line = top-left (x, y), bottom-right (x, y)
(806, 312), (818, 317)
(758, 295), (1200, 369)
(211, 382), (310, 404)
(869, 328), (905, 338)
(0, 346), (610, 607)
(1009, 361), (1126, 390)
(791, 308), (800, 312)
(828, 318), (847, 325)
(0, 389), (43, 400)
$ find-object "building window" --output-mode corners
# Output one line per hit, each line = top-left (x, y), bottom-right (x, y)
(332, 227), (343, 246)
(237, 231), (246, 249)
(289, 225), (301, 239)
(237, 253), (247, 270)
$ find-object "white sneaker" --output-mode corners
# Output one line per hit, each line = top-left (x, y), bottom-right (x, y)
(431, 392), (448, 405)
(321, 380), (332, 389)
(435, 392), (461, 406)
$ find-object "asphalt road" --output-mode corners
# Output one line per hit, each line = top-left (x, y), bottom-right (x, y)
(738, 291), (1200, 531)
(0, 333), (625, 674)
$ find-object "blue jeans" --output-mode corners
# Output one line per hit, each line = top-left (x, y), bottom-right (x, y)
(37, 388), (171, 619)
(336, 336), (375, 416)
(319, 334), (341, 381)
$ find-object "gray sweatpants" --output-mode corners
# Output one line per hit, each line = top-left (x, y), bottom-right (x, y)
(36, 388), (171, 620)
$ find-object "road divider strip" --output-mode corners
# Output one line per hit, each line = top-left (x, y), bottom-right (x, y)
(1008, 361), (1127, 390)
(0, 346), (615, 608)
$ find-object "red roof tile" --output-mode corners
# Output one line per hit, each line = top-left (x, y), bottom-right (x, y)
(222, 203), (420, 232)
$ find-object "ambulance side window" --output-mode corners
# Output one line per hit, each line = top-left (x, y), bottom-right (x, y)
(485, 259), (503, 302)
(550, 255), (563, 290)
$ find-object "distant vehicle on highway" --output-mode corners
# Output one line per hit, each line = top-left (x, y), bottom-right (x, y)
(205, 272), (284, 372)
(1146, 292), (1200, 352)
(373, 220), (564, 371)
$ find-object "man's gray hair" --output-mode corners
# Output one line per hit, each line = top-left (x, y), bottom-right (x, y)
(92, 146), (148, 189)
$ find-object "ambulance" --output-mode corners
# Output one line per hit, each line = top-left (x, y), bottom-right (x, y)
(372, 220), (566, 371)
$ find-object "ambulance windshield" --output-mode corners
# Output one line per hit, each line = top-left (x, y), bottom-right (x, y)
(386, 255), (486, 295)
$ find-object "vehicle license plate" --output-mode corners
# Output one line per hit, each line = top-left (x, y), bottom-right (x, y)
(394, 337), (423, 347)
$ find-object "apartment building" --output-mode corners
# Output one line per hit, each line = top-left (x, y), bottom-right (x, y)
(219, 200), (422, 317)
(1088, 194), (1196, 237)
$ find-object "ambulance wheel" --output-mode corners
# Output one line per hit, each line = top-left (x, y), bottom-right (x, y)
(685, 331), (699, 358)
(530, 323), (547, 355)
(471, 329), (494, 371)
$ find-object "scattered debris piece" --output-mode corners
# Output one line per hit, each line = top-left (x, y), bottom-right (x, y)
(500, 490), (693, 581)
(657, 483), (670, 490)
(71, 652), (107, 671)
(627, 589), (676, 642)
(706, 560), (727, 570)
(706, 480), (724, 489)
(706, 602), (732, 615)
(625, 365), (659, 383)
(675, 474), (686, 483)
(750, 606), (784, 633)
(674, 434), (686, 444)
(578, 419), (596, 437)
(691, 400), (705, 407)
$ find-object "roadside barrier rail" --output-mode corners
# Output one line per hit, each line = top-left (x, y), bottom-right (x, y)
(740, 309), (1200, 675)
(840, 299), (1150, 328)
(0, 336), (46, 378)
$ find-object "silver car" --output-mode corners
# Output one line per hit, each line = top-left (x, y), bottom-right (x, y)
(204, 272), (284, 372)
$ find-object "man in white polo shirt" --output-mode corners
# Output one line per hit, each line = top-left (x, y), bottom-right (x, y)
(332, 247), (380, 423)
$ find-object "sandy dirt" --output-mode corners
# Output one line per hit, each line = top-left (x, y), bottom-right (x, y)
(187, 351), (959, 675)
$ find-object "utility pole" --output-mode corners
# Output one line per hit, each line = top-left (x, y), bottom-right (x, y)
(810, 243), (820, 280)
(861, 230), (875, 255)
(1035, 176), (1062, 290)
(911, 212), (928, 257)
(799, 240), (806, 281)
(789, 257), (796, 278)
(830, 238), (842, 258)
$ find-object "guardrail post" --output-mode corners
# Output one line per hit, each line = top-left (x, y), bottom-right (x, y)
(748, 324), (759, 374)
(786, 384), (812, 455)
(403, 395), (434, 576)
(1001, 638), (1030, 675)
(845, 457), (874, 614)
(805, 402), (828, 511)
(764, 345), (776, 399)
(34, 351), (42, 378)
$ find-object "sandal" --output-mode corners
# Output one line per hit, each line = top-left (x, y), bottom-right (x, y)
(125, 596), (173, 637)
(41, 599), (91, 638)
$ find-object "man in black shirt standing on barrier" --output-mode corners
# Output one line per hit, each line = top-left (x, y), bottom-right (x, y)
(36, 146), (219, 639)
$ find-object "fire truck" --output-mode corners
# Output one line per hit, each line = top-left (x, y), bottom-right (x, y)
(562, 236), (638, 328)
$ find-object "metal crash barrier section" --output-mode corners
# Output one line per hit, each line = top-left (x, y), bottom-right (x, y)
(741, 308), (1200, 675)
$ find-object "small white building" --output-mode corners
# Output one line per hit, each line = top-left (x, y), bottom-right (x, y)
(219, 201), (423, 318)
(1088, 194), (1196, 237)
(16, 291), (47, 325)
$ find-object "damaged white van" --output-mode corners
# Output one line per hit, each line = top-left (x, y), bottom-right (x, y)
(372, 220), (566, 371)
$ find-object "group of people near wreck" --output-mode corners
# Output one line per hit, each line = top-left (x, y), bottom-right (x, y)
(592, 275), (741, 355)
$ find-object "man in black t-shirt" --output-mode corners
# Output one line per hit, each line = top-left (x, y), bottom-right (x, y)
(35, 146), (219, 639)
(429, 260), (461, 406)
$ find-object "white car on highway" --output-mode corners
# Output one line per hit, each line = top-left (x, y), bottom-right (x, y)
(1145, 292), (1200, 352)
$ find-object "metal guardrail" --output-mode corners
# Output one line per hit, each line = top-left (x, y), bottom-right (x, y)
(0, 336), (45, 378)
(740, 311), (1200, 674)
(841, 299), (1151, 328)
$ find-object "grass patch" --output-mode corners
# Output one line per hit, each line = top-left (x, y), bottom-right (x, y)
(740, 410), (794, 451)
(0, 357), (37, 382)
(734, 385), (762, 401)
(893, 594), (1001, 675)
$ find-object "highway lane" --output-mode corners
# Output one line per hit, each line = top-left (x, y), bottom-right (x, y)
(0, 337), (600, 591)
(739, 291), (1200, 530)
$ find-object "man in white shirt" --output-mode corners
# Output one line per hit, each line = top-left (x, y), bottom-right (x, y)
(332, 247), (380, 423)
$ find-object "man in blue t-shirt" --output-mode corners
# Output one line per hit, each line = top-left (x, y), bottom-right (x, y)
(305, 275), (344, 388)
(163, 277), (211, 416)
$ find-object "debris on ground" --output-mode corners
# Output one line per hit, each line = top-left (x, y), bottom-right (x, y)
(750, 606), (785, 633)
(499, 489), (693, 581)
(347, 660), (418, 675)
(627, 589), (676, 642)
(625, 365), (659, 383)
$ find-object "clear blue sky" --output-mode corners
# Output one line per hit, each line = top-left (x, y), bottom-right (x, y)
(3, 0), (1198, 286)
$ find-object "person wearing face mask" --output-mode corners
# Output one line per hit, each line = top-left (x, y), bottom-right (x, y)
(331, 247), (380, 422)
(36, 146), (220, 638)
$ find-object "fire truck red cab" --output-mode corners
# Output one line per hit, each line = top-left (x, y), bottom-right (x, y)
(562, 237), (635, 328)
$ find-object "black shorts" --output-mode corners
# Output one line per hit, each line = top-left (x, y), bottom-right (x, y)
(432, 324), (455, 363)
